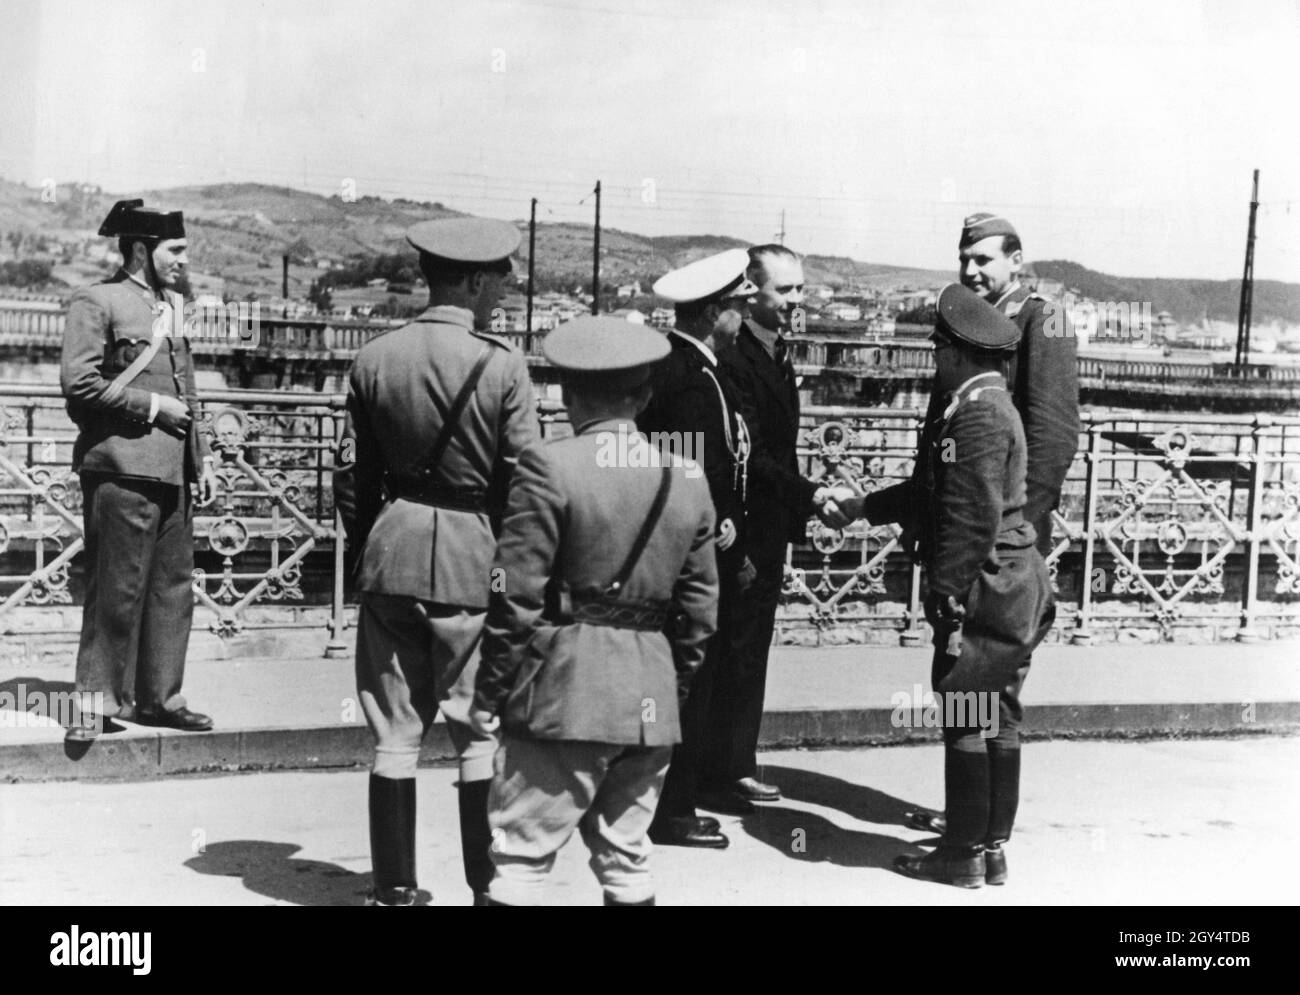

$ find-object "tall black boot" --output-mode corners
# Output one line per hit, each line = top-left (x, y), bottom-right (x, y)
(458, 778), (495, 902)
(604, 894), (656, 906)
(893, 745), (989, 888)
(943, 744), (991, 848)
(368, 774), (417, 906)
(986, 748), (1021, 844)
(984, 748), (1021, 885)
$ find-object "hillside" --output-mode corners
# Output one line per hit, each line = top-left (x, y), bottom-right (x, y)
(0, 179), (1295, 324)
(1031, 260), (1300, 326)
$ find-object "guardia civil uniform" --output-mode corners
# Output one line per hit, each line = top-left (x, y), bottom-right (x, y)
(333, 218), (538, 906)
(61, 199), (213, 738)
(858, 285), (1055, 888)
(637, 250), (754, 847)
(474, 317), (719, 906)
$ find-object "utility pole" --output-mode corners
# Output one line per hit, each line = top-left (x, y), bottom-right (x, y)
(1234, 169), (1260, 372)
(526, 197), (537, 339)
(777, 210), (786, 246)
(282, 254), (290, 300)
(591, 180), (601, 315)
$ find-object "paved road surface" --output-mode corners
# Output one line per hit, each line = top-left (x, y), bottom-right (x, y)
(2, 739), (1295, 905)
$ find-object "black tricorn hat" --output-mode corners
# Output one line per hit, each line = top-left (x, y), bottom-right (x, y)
(97, 199), (186, 240)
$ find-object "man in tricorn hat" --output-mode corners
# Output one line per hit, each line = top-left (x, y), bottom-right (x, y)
(333, 216), (538, 906)
(61, 199), (218, 742)
(469, 316), (719, 905)
(637, 249), (757, 849)
(838, 285), (1056, 887)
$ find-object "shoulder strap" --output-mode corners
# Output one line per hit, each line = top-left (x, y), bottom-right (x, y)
(420, 343), (494, 475)
(605, 462), (674, 595)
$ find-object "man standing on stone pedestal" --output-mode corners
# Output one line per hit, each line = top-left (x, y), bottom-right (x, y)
(61, 198), (218, 743)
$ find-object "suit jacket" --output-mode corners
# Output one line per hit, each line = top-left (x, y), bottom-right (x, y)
(474, 419), (718, 746)
(996, 284), (1080, 525)
(333, 305), (538, 607)
(60, 270), (211, 485)
(718, 320), (817, 552)
(637, 330), (748, 574)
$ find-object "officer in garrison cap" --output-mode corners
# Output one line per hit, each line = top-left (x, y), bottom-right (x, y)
(901, 214), (1080, 838)
(637, 249), (756, 849)
(470, 316), (719, 905)
(838, 285), (1055, 888)
(957, 213), (1078, 560)
(333, 216), (539, 906)
(61, 199), (218, 742)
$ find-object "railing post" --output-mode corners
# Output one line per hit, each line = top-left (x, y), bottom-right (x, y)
(324, 505), (350, 658)
(1072, 419), (1101, 645)
(1236, 416), (1267, 642)
(899, 560), (925, 646)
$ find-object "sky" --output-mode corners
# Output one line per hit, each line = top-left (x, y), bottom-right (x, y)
(1, 0), (1297, 281)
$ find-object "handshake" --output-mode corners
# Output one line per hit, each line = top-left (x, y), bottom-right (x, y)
(813, 485), (862, 530)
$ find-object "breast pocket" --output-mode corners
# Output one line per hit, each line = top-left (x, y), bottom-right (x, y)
(107, 337), (151, 373)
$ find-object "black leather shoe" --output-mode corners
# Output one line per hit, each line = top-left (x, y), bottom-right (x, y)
(649, 816), (729, 849)
(64, 715), (125, 742)
(984, 843), (1007, 885)
(696, 788), (755, 816)
(132, 707), (214, 732)
(906, 809), (947, 834)
(734, 776), (781, 802)
(365, 886), (418, 906)
(893, 846), (985, 888)
(65, 719), (102, 743)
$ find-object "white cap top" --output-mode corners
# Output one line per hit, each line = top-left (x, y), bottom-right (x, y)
(652, 248), (758, 304)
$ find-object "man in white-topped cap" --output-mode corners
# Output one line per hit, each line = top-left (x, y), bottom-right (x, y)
(334, 215), (539, 906)
(637, 249), (756, 849)
(471, 315), (719, 905)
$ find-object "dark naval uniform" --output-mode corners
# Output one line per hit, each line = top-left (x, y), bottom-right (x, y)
(860, 286), (1054, 887)
(474, 317), (718, 906)
(713, 318), (817, 788)
(333, 218), (538, 906)
(639, 330), (747, 827)
(636, 248), (754, 843)
(61, 201), (213, 734)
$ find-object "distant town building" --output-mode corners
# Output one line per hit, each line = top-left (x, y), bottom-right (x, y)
(823, 302), (862, 321)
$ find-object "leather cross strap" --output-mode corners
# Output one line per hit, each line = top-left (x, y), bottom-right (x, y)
(604, 462), (674, 596)
(102, 289), (182, 405)
(416, 342), (494, 481)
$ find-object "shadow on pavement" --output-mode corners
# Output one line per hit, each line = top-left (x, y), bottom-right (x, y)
(184, 840), (430, 907)
(741, 803), (924, 869)
(759, 762), (936, 828)
(0, 676), (129, 759)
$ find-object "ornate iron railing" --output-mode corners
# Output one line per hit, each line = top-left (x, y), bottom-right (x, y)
(2, 384), (1298, 649)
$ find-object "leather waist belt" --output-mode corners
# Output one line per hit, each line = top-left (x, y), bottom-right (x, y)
(570, 592), (670, 632)
(383, 475), (487, 513)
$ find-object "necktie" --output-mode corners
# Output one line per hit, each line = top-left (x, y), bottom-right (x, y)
(774, 333), (794, 386)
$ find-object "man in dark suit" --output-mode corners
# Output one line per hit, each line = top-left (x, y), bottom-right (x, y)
(638, 249), (757, 848)
(334, 217), (538, 906)
(907, 213), (1080, 837)
(470, 316), (718, 906)
(710, 244), (842, 813)
(842, 285), (1055, 887)
(61, 199), (218, 742)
